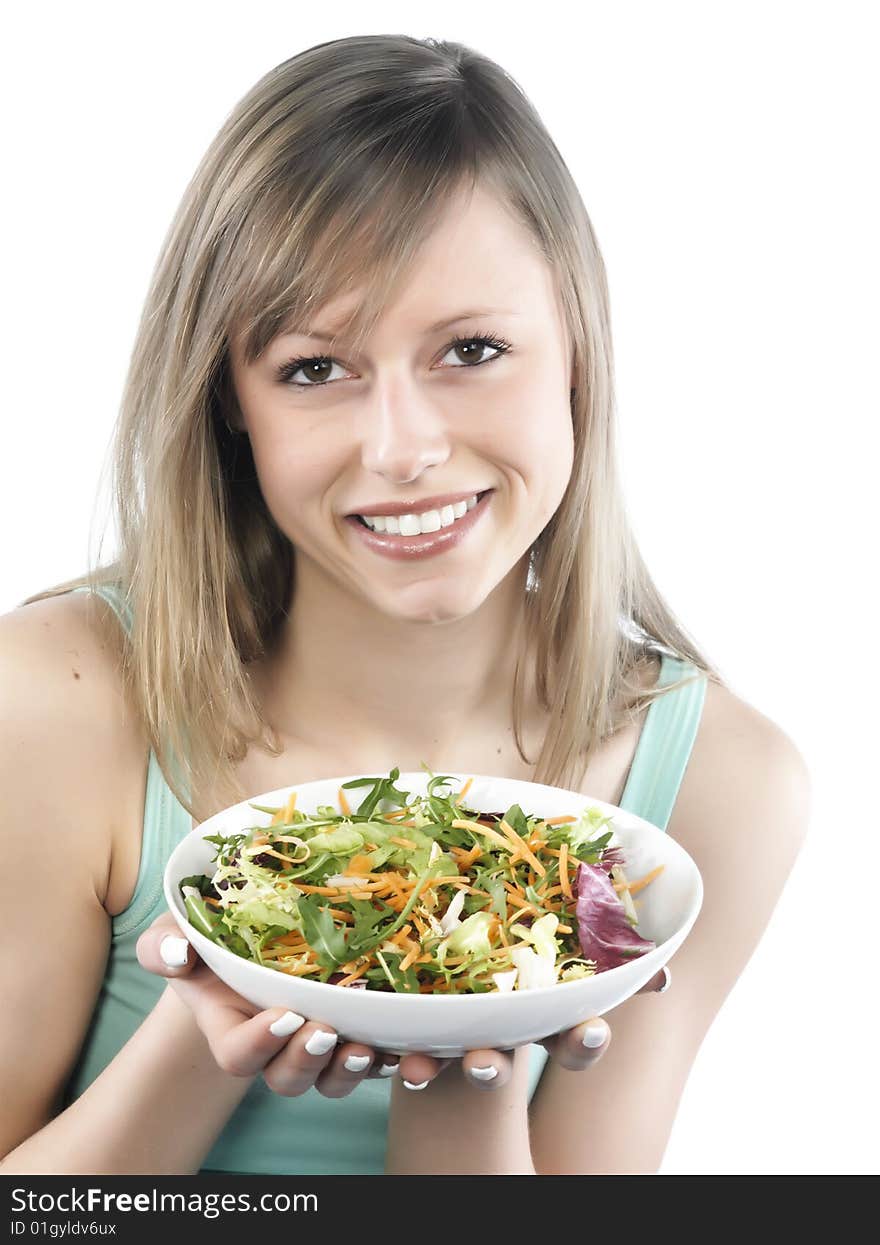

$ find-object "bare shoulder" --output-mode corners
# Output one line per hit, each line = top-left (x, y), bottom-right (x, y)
(0, 590), (147, 907)
(671, 677), (812, 871)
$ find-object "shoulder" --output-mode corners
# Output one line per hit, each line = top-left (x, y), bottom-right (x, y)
(667, 676), (811, 1002)
(672, 676), (811, 860)
(0, 590), (147, 906)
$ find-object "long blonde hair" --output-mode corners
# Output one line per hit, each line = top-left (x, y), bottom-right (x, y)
(21, 34), (726, 815)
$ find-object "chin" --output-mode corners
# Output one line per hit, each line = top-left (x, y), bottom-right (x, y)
(386, 581), (485, 625)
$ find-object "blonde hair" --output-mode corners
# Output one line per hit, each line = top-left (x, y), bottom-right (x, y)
(21, 34), (726, 816)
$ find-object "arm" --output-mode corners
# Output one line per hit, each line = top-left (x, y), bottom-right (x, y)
(384, 1046), (536, 1175)
(528, 683), (811, 1174)
(0, 597), (254, 1174)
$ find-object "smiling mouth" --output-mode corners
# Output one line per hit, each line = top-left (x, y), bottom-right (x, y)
(352, 490), (492, 529)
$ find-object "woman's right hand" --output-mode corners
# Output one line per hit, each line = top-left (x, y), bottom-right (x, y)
(136, 911), (433, 1098)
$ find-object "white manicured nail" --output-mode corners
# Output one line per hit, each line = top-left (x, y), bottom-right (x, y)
(469, 1065), (499, 1081)
(657, 965), (672, 993)
(403, 1079), (430, 1090)
(378, 1062), (400, 1077)
(581, 1021), (609, 1048)
(344, 1054), (372, 1073)
(160, 935), (189, 967)
(305, 1029), (339, 1055)
(269, 1011), (306, 1037)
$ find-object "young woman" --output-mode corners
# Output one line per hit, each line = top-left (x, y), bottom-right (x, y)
(0, 35), (809, 1176)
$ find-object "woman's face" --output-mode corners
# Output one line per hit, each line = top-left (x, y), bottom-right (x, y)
(227, 183), (574, 623)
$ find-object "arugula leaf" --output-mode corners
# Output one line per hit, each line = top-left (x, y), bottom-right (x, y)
(295, 894), (350, 970)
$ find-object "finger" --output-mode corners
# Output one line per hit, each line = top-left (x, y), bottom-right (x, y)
(196, 1006), (313, 1078)
(397, 1053), (455, 1090)
(637, 965), (672, 994)
(312, 1043), (378, 1098)
(135, 910), (196, 977)
(366, 1054), (402, 1080)
(461, 1048), (515, 1090)
(538, 1015), (611, 1070)
(260, 1020), (342, 1097)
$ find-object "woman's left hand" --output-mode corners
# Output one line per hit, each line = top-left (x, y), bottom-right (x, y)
(392, 965), (671, 1092)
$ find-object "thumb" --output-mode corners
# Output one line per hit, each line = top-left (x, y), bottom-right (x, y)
(136, 910), (197, 978)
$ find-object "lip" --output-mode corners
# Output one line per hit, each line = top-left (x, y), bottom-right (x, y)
(344, 490), (493, 561)
(346, 490), (490, 518)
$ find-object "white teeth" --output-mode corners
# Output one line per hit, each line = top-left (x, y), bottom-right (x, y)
(359, 494), (480, 534)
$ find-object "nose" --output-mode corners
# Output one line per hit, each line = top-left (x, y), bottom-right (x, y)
(357, 371), (451, 483)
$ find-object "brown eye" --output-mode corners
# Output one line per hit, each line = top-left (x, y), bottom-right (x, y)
(276, 355), (346, 386)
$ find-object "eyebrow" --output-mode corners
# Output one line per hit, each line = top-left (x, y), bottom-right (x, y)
(279, 308), (517, 343)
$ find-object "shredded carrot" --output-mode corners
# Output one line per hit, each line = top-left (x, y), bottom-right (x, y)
(450, 844), (484, 870)
(388, 835), (418, 849)
(504, 890), (538, 914)
(557, 924), (573, 934)
(558, 841), (572, 899)
(345, 855), (375, 876)
(452, 817), (519, 858)
(338, 787), (352, 816)
(544, 815), (577, 824)
(382, 806), (417, 821)
(337, 961), (370, 986)
(204, 897), (222, 908)
(616, 863), (665, 896)
(265, 941), (310, 956)
(499, 819), (546, 878)
(454, 777), (474, 805)
(400, 944), (422, 972)
(389, 924), (413, 946)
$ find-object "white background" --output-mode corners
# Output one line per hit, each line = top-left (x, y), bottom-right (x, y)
(2, 2), (877, 1174)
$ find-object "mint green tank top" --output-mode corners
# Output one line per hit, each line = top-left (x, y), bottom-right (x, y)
(61, 583), (707, 1174)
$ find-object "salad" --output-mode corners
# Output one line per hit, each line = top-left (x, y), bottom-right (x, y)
(178, 767), (664, 995)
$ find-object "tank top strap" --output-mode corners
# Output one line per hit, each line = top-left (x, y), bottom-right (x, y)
(70, 583), (192, 940)
(617, 653), (708, 831)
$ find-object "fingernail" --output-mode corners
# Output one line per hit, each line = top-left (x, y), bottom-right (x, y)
(305, 1029), (338, 1056)
(657, 965), (672, 993)
(469, 1065), (499, 1081)
(581, 1021), (609, 1048)
(269, 1011), (306, 1037)
(344, 1054), (372, 1073)
(378, 1062), (400, 1077)
(403, 1079), (430, 1090)
(160, 935), (189, 967)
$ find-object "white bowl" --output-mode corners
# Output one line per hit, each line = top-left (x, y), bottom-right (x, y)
(163, 771), (703, 1057)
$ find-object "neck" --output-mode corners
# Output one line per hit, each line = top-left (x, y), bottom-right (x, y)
(252, 550), (538, 767)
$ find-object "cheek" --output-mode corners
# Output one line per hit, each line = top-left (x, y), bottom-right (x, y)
(247, 424), (341, 527)
(483, 383), (574, 504)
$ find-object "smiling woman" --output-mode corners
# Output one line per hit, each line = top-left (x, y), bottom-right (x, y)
(2, 32), (808, 1178)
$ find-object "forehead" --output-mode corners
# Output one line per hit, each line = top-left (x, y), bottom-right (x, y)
(229, 181), (558, 364)
(294, 189), (550, 336)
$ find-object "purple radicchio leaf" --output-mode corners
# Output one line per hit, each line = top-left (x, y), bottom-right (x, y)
(598, 845), (627, 872)
(573, 861), (656, 972)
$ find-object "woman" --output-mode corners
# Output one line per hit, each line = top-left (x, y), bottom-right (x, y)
(0, 35), (809, 1176)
